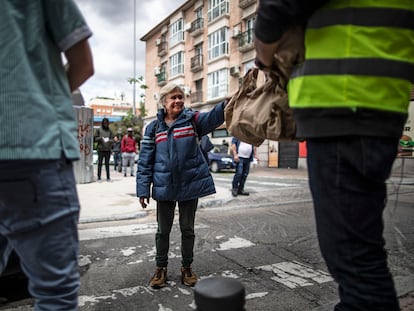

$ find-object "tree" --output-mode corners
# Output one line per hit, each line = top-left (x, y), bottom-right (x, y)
(108, 75), (148, 150)
(109, 110), (143, 150)
(128, 75), (148, 119)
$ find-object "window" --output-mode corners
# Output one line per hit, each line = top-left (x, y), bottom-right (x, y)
(208, 0), (229, 22)
(170, 52), (184, 77)
(161, 62), (167, 73)
(195, 7), (203, 19)
(245, 17), (255, 44)
(195, 43), (203, 56)
(244, 59), (255, 74)
(207, 68), (228, 99)
(208, 27), (228, 60)
(191, 43), (203, 69)
(169, 19), (184, 46)
(212, 128), (230, 138)
(195, 79), (203, 92)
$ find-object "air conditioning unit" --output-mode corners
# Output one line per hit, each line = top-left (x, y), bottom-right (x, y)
(232, 28), (241, 38)
(182, 86), (191, 96)
(230, 66), (240, 77)
(155, 38), (161, 46)
(184, 23), (192, 32)
(154, 67), (161, 76)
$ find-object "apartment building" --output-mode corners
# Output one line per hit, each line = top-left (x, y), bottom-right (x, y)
(88, 97), (140, 127)
(141, 0), (255, 120)
(140, 0), (304, 168)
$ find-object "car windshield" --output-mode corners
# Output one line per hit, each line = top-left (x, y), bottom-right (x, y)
(211, 145), (229, 154)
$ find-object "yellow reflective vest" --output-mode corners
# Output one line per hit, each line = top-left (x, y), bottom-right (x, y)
(288, 1), (414, 114)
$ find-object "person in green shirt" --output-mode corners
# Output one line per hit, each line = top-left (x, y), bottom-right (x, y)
(0, 1), (94, 309)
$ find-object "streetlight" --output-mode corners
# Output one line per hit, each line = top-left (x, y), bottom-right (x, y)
(132, 0), (137, 115)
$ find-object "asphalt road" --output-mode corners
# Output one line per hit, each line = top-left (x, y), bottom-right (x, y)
(1, 173), (413, 311)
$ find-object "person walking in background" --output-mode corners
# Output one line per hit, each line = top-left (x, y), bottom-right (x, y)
(231, 137), (258, 197)
(112, 135), (121, 172)
(121, 128), (137, 177)
(137, 83), (226, 289)
(0, 1), (93, 309)
(254, 1), (413, 310)
(94, 117), (114, 182)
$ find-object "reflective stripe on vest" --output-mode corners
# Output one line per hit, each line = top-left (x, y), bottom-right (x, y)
(288, 1), (414, 113)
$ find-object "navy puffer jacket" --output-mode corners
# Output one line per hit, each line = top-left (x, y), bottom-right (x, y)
(137, 102), (225, 201)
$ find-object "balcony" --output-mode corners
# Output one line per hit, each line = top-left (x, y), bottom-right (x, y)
(157, 41), (167, 57)
(157, 71), (167, 86)
(239, 0), (256, 9)
(238, 30), (254, 52)
(190, 54), (203, 72)
(191, 90), (203, 103)
(189, 18), (204, 37)
(208, 1), (229, 22)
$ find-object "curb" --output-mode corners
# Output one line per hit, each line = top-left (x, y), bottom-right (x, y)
(79, 211), (147, 224)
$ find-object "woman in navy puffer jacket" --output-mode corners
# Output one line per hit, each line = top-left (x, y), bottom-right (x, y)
(137, 83), (226, 289)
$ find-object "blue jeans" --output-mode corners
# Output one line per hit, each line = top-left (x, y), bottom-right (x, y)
(232, 157), (251, 191)
(0, 157), (80, 310)
(155, 199), (198, 268)
(306, 136), (399, 311)
(113, 152), (121, 170)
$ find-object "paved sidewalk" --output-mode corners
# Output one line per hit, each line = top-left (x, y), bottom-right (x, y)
(77, 161), (414, 224)
(76, 166), (308, 224)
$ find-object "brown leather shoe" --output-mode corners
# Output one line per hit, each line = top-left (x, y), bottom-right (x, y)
(149, 267), (167, 289)
(180, 266), (198, 287)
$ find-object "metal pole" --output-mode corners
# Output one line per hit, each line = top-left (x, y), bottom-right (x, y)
(132, 0), (136, 115)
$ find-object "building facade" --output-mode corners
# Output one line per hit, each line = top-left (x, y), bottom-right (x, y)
(140, 0), (277, 162)
(140, 0), (414, 167)
(141, 0), (257, 117)
(88, 97), (140, 128)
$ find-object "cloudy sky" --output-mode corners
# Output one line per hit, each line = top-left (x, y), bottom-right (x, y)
(74, 0), (184, 104)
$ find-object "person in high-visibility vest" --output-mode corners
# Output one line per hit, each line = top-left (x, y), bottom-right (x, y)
(254, 1), (414, 310)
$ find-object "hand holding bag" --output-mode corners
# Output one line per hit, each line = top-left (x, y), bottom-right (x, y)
(225, 67), (295, 146)
(225, 26), (304, 146)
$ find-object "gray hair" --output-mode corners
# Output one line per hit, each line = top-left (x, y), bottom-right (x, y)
(158, 83), (185, 107)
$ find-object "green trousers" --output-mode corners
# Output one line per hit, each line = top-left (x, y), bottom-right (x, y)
(155, 199), (198, 267)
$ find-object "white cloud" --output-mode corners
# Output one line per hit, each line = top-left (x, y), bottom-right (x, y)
(74, 0), (184, 103)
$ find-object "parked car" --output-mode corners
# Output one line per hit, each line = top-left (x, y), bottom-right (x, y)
(93, 151), (138, 172)
(207, 144), (235, 173)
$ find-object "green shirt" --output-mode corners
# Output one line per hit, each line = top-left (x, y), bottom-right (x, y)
(0, 0), (92, 160)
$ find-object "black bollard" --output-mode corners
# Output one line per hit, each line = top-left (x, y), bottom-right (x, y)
(194, 276), (245, 311)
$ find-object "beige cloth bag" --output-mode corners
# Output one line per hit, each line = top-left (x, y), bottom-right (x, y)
(225, 26), (304, 146)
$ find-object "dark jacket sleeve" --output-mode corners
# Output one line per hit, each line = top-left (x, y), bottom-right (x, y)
(193, 101), (226, 136)
(136, 122), (156, 198)
(254, 0), (329, 43)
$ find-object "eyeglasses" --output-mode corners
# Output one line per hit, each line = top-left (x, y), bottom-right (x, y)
(169, 95), (183, 100)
